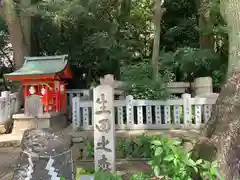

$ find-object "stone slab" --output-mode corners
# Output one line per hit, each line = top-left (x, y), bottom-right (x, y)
(12, 112), (67, 135)
(0, 134), (22, 147)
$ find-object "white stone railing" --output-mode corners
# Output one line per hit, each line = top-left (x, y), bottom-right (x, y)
(71, 93), (217, 131)
(66, 89), (91, 119)
(0, 91), (20, 124)
(66, 76), (213, 119)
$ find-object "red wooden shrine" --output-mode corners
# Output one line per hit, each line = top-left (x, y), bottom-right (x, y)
(5, 55), (72, 113)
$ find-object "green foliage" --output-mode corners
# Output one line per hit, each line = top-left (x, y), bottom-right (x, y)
(160, 47), (226, 88)
(75, 167), (95, 179)
(130, 172), (149, 180)
(86, 138), (94, 157)
(95, 171), (123, 180)
(116, 134), (157, 158)
(162, 0), (199, 49)
(0, 0), (227, 91)
(121, 61), (170, 100)
(120, 46), (226, 99)
(76, 167), (90, 177)
(137, 134), (155, 158)
(27, 0), (133, 84)
(75, 168), (122, 180)
(31, 0), (224, 85)
(117, 138), (139, 158)
(149, 136), (223, 180)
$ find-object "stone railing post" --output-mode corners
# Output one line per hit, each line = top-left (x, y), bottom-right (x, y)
(72, 96), (81, 131)
(1, 91), (11, 120)
(126, 95), (134, 127)
(182, 93), (192, 128)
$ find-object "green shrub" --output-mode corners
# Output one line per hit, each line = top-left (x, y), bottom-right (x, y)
(121, 61), (171, 100)
(86, 138), (94, 157)
(149, 136), (223, 180)
(130, 172), (149, 180)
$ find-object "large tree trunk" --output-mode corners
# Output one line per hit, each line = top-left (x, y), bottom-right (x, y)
(193, 0), (240, 179)
(151, 0), (166, 79)
(196, 0), (214, 49)
(2, 0), (30, 69)
(19, 0), (31, 55)
(223, 0), (240, 78)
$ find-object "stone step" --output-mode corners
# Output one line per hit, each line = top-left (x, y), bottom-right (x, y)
(0, 134), (22, 148)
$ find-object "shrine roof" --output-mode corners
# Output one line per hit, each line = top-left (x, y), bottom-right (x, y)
(5, 55), (70, 78)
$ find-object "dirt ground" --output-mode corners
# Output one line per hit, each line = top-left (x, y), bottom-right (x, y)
(0, 147), (19, 180)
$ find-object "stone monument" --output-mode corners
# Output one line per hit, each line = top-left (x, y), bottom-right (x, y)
(93, 85), (116, 173)
(11, 128), (73, 180)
